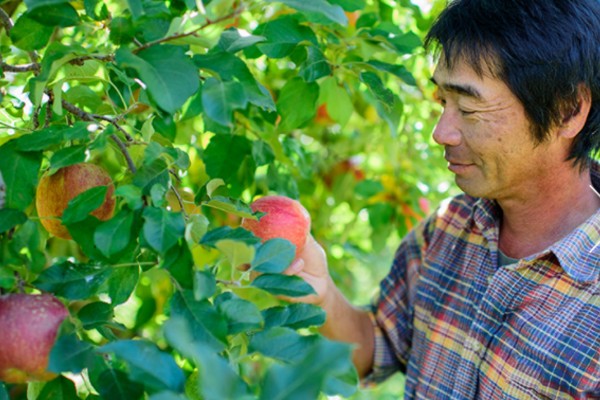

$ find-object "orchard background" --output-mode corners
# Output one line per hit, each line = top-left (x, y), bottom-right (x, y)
(0, 0), (457, 398)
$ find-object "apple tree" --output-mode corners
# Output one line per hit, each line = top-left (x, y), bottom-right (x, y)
(0, 0), (452, 398)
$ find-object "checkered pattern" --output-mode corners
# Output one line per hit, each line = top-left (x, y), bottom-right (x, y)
(368, 163), (600, 399)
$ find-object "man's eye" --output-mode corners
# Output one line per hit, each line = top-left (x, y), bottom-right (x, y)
(459, 109), (475, 115)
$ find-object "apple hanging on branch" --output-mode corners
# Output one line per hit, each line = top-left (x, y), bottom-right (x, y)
(36, 163), (116, 240)
(0, 293), (69, 383)
(241, 195), (311, 258)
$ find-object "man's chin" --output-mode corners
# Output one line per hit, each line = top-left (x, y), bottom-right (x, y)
(455, 177), (490, 198)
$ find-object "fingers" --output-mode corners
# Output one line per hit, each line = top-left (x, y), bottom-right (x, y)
(283, 258), (304, 275)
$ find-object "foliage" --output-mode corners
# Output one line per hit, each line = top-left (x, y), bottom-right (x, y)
(0, 0), (454, 398)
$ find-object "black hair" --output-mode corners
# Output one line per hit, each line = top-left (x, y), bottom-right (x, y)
(425, 0), (600, 168)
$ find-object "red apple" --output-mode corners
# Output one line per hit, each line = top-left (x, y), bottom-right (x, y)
(36, 163), (116, 240)
(0, 293), (69, 383)
(241, 195), (311, 257)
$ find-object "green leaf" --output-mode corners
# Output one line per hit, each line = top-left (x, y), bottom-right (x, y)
(49, 145), (87, 170)
(328, 0), (365, 11)
(254, 16), (318, 58)
(185, 214), (209, 245)
(61, 186), (108, 224)
(142, 207), (185, 254)
(215, 239), (255, 269)
(251, 239), (295, 273)
(28, 3), (80, 27)
(251, 273), (316, 297)
(249, 327), (318, 363)
(260, 338), (356, 400)
(216, 294), (263, 334)
(217, 29), (266, 53)
(48, 334), (97, 374)
(0, 268), (16, 290)
(202, 196), (255, 218)
(0, 383), (7, 400)
(262, 303), (326, 330)
(161, 242), (194, 289)
(277, 77), (319, 131)
(163, 317), (250, 399)
(149, 392), (188, 400)
(63, 122), (93, 140)
(252, 140), (275, 166)
(94, 210), (134, 258)
(115, 46), (199, 114)
(170, 290), (228, 351)
(266, 0), (347, 25)
(299, 46), (331, 82)
(133, 158), (170, 194)
(389, 31), (422, 54)
(194, 270), (217, 301)
(127, 0), (144, 19)
(107, 266), (140, 305)
(33, 261), (112, 300)
(203, 134), (253, 181)
(99, 340), (186, 393)
(115, 185), (144, 210)
(201, 78), (248, 127)
(368, 60), (417, 86)
(10, 14), (53, 50)
(0, 209), (27, 233)
(319, 77), (353, 126)
(65, 216), (107, 261)
(25, 0), (69, 10)
(15, 125), (69, 151)
(37, 376), (79, 400)
(375, 93), (404, 137)
(84, 0), (109, 21)
(91, 367), (144, 400)
(0, 142), (41, 210)
(200, 226), (260, 247)
(77, 301), (114, 329)
(360, 71), (394, 106)
(109, 17), (135, 45)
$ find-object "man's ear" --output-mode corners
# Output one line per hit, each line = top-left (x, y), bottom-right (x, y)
(559, 84), (592, 139)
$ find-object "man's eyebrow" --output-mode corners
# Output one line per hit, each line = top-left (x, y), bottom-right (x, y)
(430, 77), (483, 100)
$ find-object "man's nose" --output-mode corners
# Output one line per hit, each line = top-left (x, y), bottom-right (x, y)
(432, 109), (462, 146)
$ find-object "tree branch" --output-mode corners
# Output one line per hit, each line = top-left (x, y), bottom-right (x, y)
(60, 100), (133, 142)
(0, 62), (40, 73)
(0, 7), (13, 34)
(110, 134), (137, 174)
(60, 100), (137, 173)
(133, 7), (245, 53)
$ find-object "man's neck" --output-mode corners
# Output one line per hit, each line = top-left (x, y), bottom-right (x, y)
(498, 165), (600, 259)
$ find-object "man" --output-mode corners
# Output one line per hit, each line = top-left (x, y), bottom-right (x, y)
(290, 0), (600, 398)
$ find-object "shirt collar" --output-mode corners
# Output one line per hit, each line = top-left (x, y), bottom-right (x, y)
(550, 162), (600, 282)
(471, 162), (600, 283)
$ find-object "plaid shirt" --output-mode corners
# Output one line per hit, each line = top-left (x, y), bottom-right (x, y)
(369, 163), (600, 399)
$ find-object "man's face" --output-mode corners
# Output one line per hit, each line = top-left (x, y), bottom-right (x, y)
(431, 57), (565, 201)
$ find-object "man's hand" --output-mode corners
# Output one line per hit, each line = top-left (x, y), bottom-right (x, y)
(282, 234), (375, 378)
(281, 234), (333, 306)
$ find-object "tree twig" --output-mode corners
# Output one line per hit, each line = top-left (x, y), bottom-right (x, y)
(60, 99), (133, 141)
(60, 100), (137, 173)
(0, 62), (40, 73)
(169, 184), (188, 220)
(0, 7), (13, 34)
(133, 6), (245, 53)
(110, 134), (137, 174)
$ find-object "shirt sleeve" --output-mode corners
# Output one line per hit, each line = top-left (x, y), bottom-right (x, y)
(363, 215), (435, 384)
